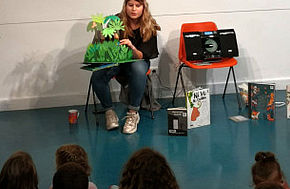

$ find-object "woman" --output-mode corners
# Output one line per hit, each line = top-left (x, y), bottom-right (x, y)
(91, 0), (160, 134)
(0, 151), (38, 189)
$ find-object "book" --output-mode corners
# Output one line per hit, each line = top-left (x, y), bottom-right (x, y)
(248, 82), (275, 121)
(81, 59), (141, 72)
(186, 87), (210, 129)
(229, 115), (249, 122)
(287, 85), (290, 119)
(81, 63), (119, 72)
(167, 107), (187, 136)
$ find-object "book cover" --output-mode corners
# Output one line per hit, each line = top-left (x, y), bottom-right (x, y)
(186, 88), (210, 129)
(287, 85), (290, 119)
(248, 82), (275, 121)
(167, 107), (187, 136)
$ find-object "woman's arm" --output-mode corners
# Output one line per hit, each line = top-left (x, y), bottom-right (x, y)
(119, 39), (143, 59)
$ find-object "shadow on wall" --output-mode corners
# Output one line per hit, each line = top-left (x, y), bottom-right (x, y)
(235, 46), (257, 83)
(157, 30), (179, 98)
(3, 22), (92, 109)
(158, 29), (209, 97)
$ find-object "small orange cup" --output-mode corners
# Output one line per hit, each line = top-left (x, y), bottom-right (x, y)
(68, 109), (79, 124)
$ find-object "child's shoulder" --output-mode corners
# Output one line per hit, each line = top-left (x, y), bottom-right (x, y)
(89, 181), (98, 189)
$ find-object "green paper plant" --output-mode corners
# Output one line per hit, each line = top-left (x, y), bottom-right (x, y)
(84, 40), (133, 63)
(84, 13), (132, 63)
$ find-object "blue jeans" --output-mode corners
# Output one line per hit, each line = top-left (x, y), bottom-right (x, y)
(91, 60), (150, 111)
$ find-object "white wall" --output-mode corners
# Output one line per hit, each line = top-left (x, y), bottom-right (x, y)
(1, 0), (290, 111)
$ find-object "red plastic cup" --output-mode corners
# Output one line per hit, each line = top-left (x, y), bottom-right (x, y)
(68, 109), (79, 125)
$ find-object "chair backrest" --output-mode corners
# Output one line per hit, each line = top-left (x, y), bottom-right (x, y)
(178, 22), (218, 62)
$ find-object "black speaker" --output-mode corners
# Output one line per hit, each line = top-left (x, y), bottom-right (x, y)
(218, 29), (239, 57)
(183, 29), (239, 61)
(183, 32), (203, 60)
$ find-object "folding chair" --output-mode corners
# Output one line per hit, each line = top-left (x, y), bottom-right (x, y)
(85, 69), (155, 119)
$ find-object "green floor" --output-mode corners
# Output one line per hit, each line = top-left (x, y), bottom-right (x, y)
(0, 92), (289, 189)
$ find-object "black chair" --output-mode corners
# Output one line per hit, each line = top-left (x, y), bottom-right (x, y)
(85, 70), (156, 119)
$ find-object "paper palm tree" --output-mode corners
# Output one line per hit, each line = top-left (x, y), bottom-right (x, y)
(83, 13), (133, 64)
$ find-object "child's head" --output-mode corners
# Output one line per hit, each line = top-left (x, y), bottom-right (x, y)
(53, 162), (88, 189)
(55, 144), (91, 176)
(0, 151), (38, 189)
(119, 147), (179, 189)
(255, 181), (284, 189)
(251, 152), (283, 186)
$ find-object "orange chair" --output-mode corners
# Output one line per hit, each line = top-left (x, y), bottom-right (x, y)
(172, 22), (241, 109)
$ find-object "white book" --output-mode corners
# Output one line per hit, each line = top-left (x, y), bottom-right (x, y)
(186, 88), (210, 129)
(287, 85), (290, 119)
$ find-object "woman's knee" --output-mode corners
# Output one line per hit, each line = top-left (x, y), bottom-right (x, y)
(131, 60), (150, 75)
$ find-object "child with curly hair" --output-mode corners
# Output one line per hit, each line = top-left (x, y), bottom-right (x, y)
(50, 144), (97, 189)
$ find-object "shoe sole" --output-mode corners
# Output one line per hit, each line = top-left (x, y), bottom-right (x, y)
(106, 124), (119, 131)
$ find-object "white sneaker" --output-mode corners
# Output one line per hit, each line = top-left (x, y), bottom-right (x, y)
(122, 112), (140, 134)
(105, 109), (119, 130)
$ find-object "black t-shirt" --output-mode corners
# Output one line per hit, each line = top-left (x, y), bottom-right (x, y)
(123, 28), (159, 60)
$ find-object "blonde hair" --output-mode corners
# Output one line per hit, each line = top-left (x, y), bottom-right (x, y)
(119, 0), (161, 42)
(55, 144), (91, 176)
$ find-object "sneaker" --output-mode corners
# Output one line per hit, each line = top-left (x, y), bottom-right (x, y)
(123, 111), (140, 134)
(105, 109), (119, 130)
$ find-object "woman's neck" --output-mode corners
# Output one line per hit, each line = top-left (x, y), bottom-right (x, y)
(129, 18), (140, 30)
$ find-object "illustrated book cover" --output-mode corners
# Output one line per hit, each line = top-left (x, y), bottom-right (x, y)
(186, 87), (210, 129)
(248, 82), (275, 121)
(167, 107), (187, 136)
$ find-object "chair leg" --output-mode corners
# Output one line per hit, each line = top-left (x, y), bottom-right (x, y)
(85, 74), (98, 113)
(85, 76), (93, 113)
(179, 67), (186, 96)
(172, 63), (185, 105)
(147, 75), (154, 119)
(222, 66), (241, 109)
(222, 66), (232, 99)
(231, 67), (242, 109)
(92, 88), (97, 113)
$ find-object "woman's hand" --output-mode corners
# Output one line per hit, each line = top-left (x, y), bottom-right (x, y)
(119, 39), (143, 59)
(119, 39), (135, 50)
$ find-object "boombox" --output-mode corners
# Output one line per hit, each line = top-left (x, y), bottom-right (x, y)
(183, 29), (239, 61)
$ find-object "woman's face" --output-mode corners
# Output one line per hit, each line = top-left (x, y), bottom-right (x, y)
(126, 0), (143, 20)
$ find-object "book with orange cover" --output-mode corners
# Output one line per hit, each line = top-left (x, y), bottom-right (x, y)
(248, 82), (275, 121)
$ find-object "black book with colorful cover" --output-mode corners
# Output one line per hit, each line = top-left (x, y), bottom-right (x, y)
(248, 82), (275, 121)
(167, 107), (187, 136)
